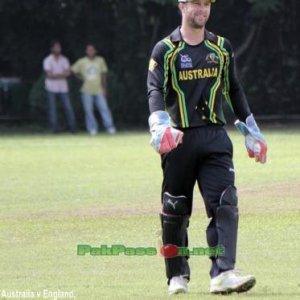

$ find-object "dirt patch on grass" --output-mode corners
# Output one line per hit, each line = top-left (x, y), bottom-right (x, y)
(239, 181), (300, 198)
(238, 181), (300, 213)
(40, 205), (161, 218)
(1, 204), (162, 221)
(2, 182), (299, 220)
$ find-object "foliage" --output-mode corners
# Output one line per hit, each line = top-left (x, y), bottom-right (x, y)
(0, 0), (298, 126)
(248, 0), (282, 17)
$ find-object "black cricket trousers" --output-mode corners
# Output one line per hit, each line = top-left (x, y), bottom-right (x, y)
(161, 124), (235, 217)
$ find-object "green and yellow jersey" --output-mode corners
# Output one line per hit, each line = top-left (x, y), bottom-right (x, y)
(147, 27), (251, 128)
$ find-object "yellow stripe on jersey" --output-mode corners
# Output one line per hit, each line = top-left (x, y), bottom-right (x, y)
(204, 40), (225, 123)
(170, 42), (189, 127)
(162, 38), (175, 104)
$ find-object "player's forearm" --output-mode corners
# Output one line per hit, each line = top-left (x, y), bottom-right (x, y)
(228, 61), (251, 122)
(230, 87), (251, 122)
(147, 74), (165, 113)
(225, 40), (252, 122)
(148, 90), (165, 114)
(147, 41), (169, 114)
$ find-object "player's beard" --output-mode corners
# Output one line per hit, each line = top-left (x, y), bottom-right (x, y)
(187, 13), (208, 29)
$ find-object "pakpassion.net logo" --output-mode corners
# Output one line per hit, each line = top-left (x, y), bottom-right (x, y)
(77, 244), (224, 258)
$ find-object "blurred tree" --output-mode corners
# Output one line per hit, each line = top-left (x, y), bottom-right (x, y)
(0, 0), (298, 126)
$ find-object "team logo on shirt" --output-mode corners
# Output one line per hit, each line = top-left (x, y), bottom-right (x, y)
(86, 65), (98, 80)
(87, 65), (98, 75)
(206, 53), (219, 64)
(180, 54), (193, 68)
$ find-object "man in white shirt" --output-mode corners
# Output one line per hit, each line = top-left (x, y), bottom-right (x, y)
(43, 41), (76, 133)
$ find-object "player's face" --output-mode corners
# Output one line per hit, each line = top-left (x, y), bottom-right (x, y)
(182, 0), (211, 29)
(86, 45), (97, 58)
(51, 43), (62, 55)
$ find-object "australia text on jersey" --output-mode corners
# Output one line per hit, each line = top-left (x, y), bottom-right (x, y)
(178, 67), (218, 81)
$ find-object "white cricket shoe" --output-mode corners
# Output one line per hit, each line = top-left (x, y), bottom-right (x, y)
(210, 270), (256, 294)
(168, 276), (188, 295)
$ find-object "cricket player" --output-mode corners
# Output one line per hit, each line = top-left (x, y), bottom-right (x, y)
(147, 0), (267, 295)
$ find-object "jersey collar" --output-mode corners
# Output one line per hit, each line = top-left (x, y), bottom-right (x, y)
(169, 26), (216, 43)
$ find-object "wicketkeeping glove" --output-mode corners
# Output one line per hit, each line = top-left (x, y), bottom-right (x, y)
(235, 114), (267, 164)
(148, 111), (183, 154)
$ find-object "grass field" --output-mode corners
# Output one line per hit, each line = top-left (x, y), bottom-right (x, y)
(0, 128), (300, 300)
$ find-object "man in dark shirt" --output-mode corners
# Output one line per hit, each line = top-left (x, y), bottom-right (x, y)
(147, 0), (267, 295)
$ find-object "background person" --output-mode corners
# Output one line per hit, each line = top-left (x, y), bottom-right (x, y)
(43, 41), (76, 133)
(71, 44), (116, 135)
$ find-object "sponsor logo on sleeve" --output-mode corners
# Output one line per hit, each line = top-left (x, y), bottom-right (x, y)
(149, 58), (158, 72)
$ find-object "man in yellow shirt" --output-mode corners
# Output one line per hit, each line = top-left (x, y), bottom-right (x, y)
(72, 44), (116, 135)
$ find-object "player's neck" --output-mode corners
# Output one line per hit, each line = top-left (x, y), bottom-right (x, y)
(180, 24), (205, 46)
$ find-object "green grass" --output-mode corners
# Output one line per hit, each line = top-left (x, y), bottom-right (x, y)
(0, 129), (300, 299)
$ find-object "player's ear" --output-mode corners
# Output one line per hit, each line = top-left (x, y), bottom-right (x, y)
(178, 3), (185, 14)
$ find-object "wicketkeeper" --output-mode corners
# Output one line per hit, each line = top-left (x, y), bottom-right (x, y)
(147, 0), (267, 295)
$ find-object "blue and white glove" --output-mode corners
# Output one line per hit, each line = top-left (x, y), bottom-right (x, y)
(148, 111), (183, 154)
(235, 114), (267, 164)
